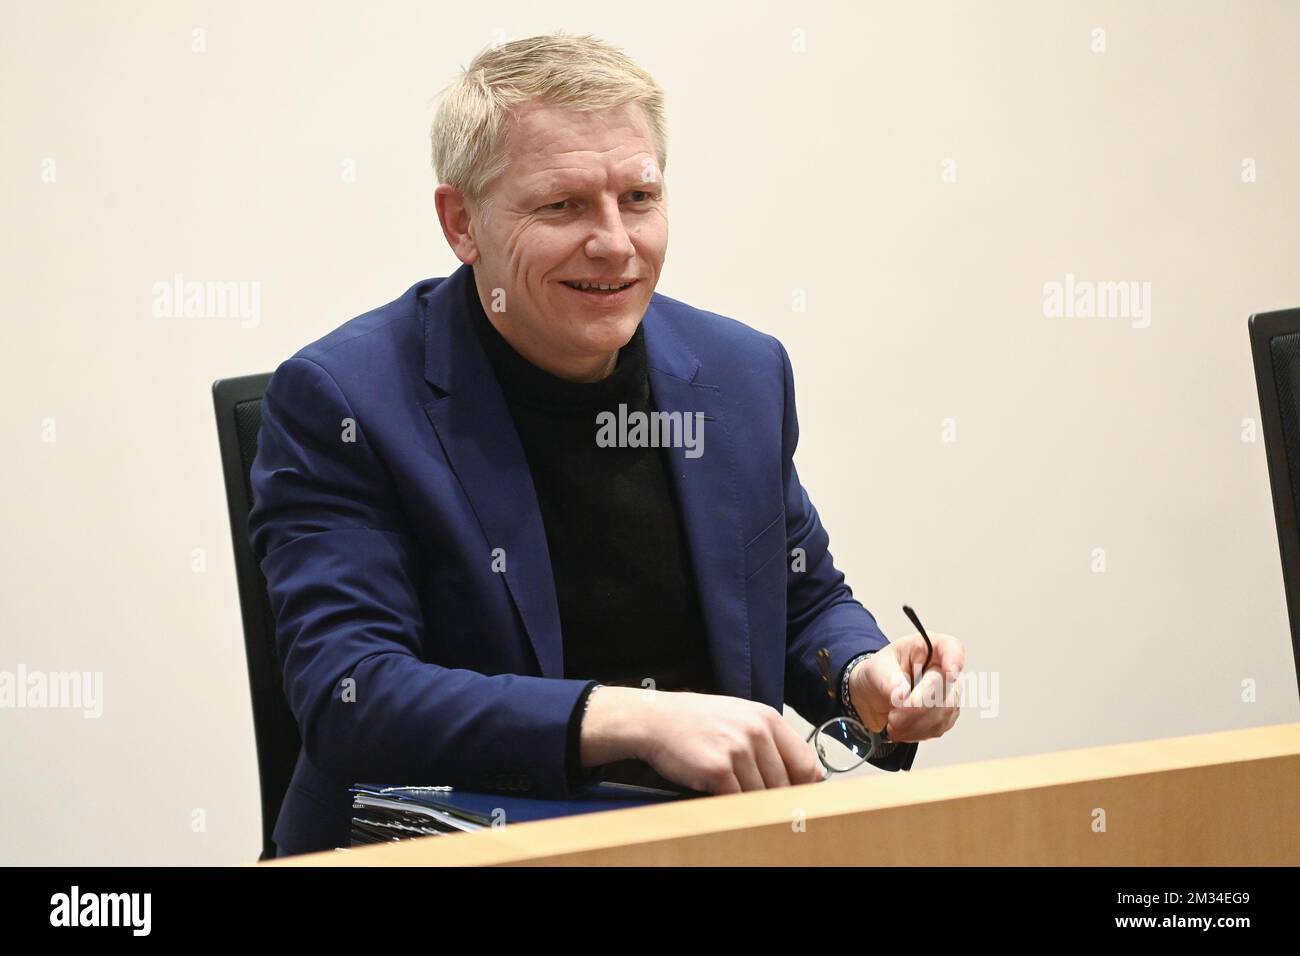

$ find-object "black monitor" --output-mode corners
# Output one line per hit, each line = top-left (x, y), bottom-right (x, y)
(1248, 307), (1300, 701)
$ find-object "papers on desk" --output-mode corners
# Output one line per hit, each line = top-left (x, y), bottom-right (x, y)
(348, 781), (693, 847)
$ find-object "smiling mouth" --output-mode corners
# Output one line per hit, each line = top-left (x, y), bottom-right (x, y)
(561, 279), (638, 294)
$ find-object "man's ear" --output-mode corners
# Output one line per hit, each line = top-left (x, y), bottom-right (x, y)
(434, 183), (481, 265)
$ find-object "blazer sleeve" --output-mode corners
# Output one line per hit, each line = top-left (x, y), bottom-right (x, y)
(774, 341), (919, 772)
(247, 356), (595, 796)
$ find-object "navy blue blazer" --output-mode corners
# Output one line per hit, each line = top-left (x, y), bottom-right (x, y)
(248, 262), (916, 855)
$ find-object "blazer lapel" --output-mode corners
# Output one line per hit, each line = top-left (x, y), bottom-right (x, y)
(420, 264), (565, 679)
(644, 309), (752, 700)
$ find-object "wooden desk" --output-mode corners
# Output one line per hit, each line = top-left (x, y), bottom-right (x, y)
(270, 722), (1300, 866)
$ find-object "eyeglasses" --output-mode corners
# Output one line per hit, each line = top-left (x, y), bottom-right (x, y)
(808, 605), (933, 776)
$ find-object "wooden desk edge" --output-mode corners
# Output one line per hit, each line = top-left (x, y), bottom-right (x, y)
(264, 721), (1300, 867)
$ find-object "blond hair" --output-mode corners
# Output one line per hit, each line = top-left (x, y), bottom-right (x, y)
(430, 32), (668, 217)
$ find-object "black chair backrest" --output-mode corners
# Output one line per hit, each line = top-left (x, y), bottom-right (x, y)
(211, 373), (301, 860)
(1248, 307), (1300, 701)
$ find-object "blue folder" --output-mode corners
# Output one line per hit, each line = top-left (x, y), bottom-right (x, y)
(351, 779), (697, 831)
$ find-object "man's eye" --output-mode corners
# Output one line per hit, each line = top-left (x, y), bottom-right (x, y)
(540, 193), (656, 211)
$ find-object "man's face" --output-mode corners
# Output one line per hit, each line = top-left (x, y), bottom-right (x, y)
(466, 102), (668, 380)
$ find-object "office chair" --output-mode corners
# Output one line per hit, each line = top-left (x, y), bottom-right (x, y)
(1248, 307), (1300, 701)
(212, 372), (301, 860)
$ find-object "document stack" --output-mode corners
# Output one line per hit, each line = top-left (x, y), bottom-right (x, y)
(348, 780), (693, 847)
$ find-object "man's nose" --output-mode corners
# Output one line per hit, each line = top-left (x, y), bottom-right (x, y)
(584, 196), (636, 260)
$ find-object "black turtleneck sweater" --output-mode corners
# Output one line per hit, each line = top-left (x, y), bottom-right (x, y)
(466, 272), (716, 790)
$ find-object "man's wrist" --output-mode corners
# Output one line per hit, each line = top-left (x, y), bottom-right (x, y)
(842, 650), (898, 755)
(840, 651), (875, 723)
(566, 681), (602, 787)
(578, 684), (647, 768)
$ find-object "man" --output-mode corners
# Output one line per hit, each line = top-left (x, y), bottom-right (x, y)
(248, 33), (963, 857)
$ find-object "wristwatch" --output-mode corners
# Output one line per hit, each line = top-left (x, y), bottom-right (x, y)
(841, 650), (896, 749)
(840, 651), (873, 725)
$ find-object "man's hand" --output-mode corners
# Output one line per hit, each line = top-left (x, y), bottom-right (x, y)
(849, 633), (964, 743)
(580, 686), (826, 794)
